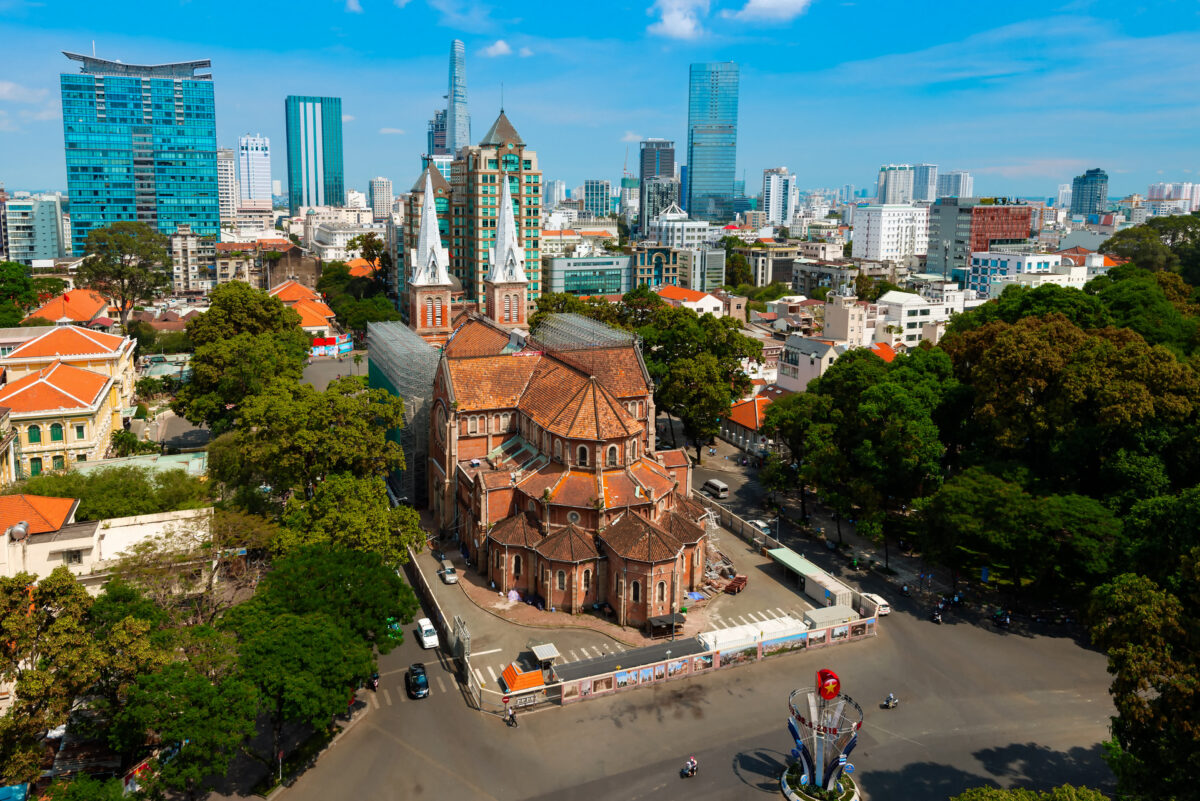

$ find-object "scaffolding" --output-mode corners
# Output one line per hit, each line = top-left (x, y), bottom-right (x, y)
(366, 322), (441, 508)
(529, 312), (634, 351)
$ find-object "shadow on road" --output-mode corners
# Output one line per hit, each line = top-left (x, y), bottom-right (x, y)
(731, 747), (790, 794)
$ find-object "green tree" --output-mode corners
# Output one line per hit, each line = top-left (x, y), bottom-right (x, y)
(1118, 486), (1200, 587)
(951, 786), (1109, 801)
(78, 222), (170, 327)
(41, 776), (126, 801)
(185, 281), (308, 350)
(110, 428), (159, 457)
(1097, 276), (1196, 353)
(0, 261), (40, 324)
(759, 454), (791, 506)
(4, 465), (210, 521)
(763, 392), (832, 519)
(279, 474), (423, 567)
(657, 353), (733, 464)
(1100, 225), (1180, 273)
(726, 252), (752, 286)
(948, 284), (1113, 335)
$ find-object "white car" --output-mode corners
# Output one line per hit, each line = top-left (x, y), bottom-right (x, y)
(416, 617), (439, 649)
(748, 519), (772, 537)
(861, 592), (891, 616)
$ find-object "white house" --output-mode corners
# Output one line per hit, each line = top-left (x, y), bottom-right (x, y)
(655, 285), (725, 317)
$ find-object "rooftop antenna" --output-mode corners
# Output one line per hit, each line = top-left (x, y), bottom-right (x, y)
(92, 40), (96, 57)
(500, 82), (504, 112)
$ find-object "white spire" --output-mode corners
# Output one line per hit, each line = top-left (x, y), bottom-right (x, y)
(486, 174), (527, 285)
(409, 170), (451, 287)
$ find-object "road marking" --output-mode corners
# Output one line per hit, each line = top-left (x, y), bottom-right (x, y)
(568, 649), (580, 661)
(776, 607), (788, 617)
(436, 676), (447, 693)
(473, 648), (502, 656)
(383, 689), (392, 705)
(487, 665), (498, 684)
(746, 611), (762, 622)
(737, 615), (752, 626)
(370, 693), (379, 709)
(474, 668), (486, 685)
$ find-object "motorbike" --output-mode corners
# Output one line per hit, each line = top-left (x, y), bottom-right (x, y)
(930, 609), (943, 624)
(680, 760), (698, 779)
(369, 674), (379, 692)
(882, 695), (899, 710)
(901, 585), (911, 597)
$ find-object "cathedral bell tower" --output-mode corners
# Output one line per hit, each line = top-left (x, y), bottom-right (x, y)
(484, 172), (528, 329)
(408, 169), (454, 338)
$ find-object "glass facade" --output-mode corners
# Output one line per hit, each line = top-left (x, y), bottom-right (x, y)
(1070, 168), (1108, 217)
(686, 62), (739, 222)
(446, 40), (471, 155)
(545, 256), (631, 296)
(60, 53), (219, 256)
(285, 96), (345, 215)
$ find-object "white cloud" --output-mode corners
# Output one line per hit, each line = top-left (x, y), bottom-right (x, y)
(342, 114), (356, 122)
(0, 110), (17, 133)
(518, 47), (533, 58)
(482, 39), (512, 57)
(723, 0), (812, 21)
(427, 0), (495, 32)
(0, 81), (46, 104)
(379, 127), (406, 134)
(19, 105), (58, 122)
(620, 131), (642, 142)
(647, 0), (708, 39)
(345, 0), (363, 11)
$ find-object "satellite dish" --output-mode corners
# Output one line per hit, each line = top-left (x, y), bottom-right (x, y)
(9, 521), (29, 541)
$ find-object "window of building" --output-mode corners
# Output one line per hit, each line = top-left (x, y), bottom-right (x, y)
(27, 425), (40, 444)
(77, 454), (86, 462)
(577, 445), (589, 466)
(631, 581), (641, 603)
(62, 549), (83, 566)
(29, 458), (42, 476)
(52, 455), (64, 471)
(616, 579), (623, 598)
(567, 511), (581, 525)
(607, 446), (617, 467)
(554, 439), (562, 462)
(75, 424), (86, 440)
(513, 554), (522, 578)
(583, 569), (591, 593)
(557, 570), (565, 590)
(657, 581), (666, 602)
(468, 416), (478, 434)
(503, 294), (511, 322)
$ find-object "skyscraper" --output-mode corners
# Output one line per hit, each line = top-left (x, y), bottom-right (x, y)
(639, 139), (675, 224)
(60, 51), (218, 254)
(0, 195), (66, 265)
(445, 40), (471, 156)
(643, 177), (681, 223)
(583, 180), (611, 218)
(876, 165), (915, 204)
(762, 167), (798, 226)
(545, 179), (567, 210)
(912, 164), (938, 203)
(284, 96), (345, 215)
(368, 177), (394, 222)
(216, 148), (238, 228)
(238, 134), (272, 210)
(1070, 168), (1108, 216)
(427, 109), (448, 156)
(686, 62), (739, 222)
(936, 170), (974, 199)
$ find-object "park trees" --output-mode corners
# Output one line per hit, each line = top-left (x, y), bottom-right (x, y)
(657, 353), (734, 463)
(951, 786), (1109, 801)
(78, 222), (171, 327)
(185, 281), (307, 349)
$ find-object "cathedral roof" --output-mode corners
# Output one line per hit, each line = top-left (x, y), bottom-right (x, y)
(479, 111), (523, 147)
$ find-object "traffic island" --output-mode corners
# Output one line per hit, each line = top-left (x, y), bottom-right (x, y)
(782, 764), (858, 801)
(781, 669), (863, 801)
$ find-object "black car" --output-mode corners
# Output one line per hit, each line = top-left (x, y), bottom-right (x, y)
(406, 663), (430, 699)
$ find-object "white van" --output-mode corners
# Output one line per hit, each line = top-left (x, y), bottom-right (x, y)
(703, 478), (729, 499)
(861, 592), (891, 616)
(417, 617), (439, 649)
(438, 560), (458, 584)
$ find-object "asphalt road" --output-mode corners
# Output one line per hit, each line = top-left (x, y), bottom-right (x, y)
(279, 573), (1114, 801)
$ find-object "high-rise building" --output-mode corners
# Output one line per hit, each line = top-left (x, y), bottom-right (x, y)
(619, 176), (639, 223)
(216, 148), (238, 229)
(427, 109), (448, 156)
(762, 167), (798, 226)
(284, 95), (345, 215)
(912, 164), (938, 203)
(1, 195), (67, 265)
(927, 197), (1033, 284)
(686, 62), (739, 222)
(238, 134), (272, 210)
(0, 184), (8, 262)
(876, 165), (915, 205)
(839, 184), (856, 203)
(368, 177), (394, 222)
(583, 180), (611, 218)
(60, 51), (219, 255)
(643, 177), (681, 224)
(449, 111), (542, 305)
(936, 170), (974, 199)
(445, 40), (471, 156)
(545, 179), (567, 210)
(851, 204), (929, 262)
(1147, 182), (1199, 211)
(1056, 184), (1072, 209)
(639, 139), (675, 224)
(1070, 168), (1108, 216)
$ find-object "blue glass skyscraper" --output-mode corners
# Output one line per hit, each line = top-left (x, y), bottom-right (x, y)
(686, 62), (739, 222)
(445, 40), (471, 155)
(60, 51), (219, 255)
(285, 96), (346, 215)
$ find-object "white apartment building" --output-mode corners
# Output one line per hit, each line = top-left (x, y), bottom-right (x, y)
(1147, 182), (1199, 211)
(645, 204), (716, 249)
(347, 189), (368, 209)
(851, 204), (929, 261)
(936, 170), (974, 199)
(875, 288), (964, 347)
(368, 177), (394, 222)
(238, 134), (272, 210)
(308, 221), (385, 261)
(912, 164), (938, 203)
(762, 167), (799, 226)
(876, 165), (915, 204)
(169, 224), (216, 293)
(967, 250), (1064, 298)
(216, 148), (238, 230)
(992, 264), (1088, 295)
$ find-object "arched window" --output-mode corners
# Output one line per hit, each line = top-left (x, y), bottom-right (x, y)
(29, 458), (42, 476)
(27, 425), (40, 444)
(631, 439), (638, 460)
(577, 445), (589, 466)
(528, 499), (536, 513)
(425, 298), (433, 327)
(504, 294), (512, 322)
(583, 569), (591, 593)
(434, 298), (442, 325)
(616, 579), (624, 598)
(657, 581), (666, 602)
(631, 581), (641, 603)
(553, 439), (562, 462)
(513, 554), (522, 578)
(50, 423), (63, 442)
(557, 570), (565, 591)
(468, 416), (478, 434)
(606, 445), (618, 467)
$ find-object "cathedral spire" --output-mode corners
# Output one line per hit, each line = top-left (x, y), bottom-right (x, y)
(486, 173), (526, 285)
(409, 170), (451, 287)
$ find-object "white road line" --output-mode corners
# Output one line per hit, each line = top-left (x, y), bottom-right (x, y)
(370, 693), (379, 709)
(436, 676), (447, 693)
(473, 648), (503, 656)
(737, 615), (752, 626)
(568, 649), (580, 661)
(487, 665), (499, 684)
(776, 607), (788, 617)
(744, 612), (760, 622)
(474, 668), (486, 685)
(383, 689), (393, 706)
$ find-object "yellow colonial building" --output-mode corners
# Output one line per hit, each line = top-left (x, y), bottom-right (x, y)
(0, 327), (137, 411)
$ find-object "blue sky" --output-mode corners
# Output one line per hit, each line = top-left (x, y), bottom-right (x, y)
(1, 0), (1198, 200)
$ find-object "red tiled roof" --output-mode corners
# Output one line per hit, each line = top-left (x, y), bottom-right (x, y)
(268, 280), (319, 303)
(727, 395), (773, 432)
(627, 458), (675, 500)
(656, 449), (690, 469)
(347, 257), (379, 278)
(24, 290), (109, 324)
(487, 513), (544, 548)
(601, 513), (683, 563)
(547, 469), (602, 508)
(541, 230), (579, 237)
(871, 342), (897, 363)
(550, 346), (649, 400)
(659, 509), (705, 544)
(754, 312), (779, 321)
(443, 318), (514, 359)
(519, 362), (641, 440)
(6, 326), (126, 360)
(0, 494), (78, 535)
(292, 298), (335, 329)
(657, 285), (712, 303)
(0, 361), (110, 413)
(798, 299), (825, 307)
(448, 355), (540, 411)
(535, 523), (600, 562)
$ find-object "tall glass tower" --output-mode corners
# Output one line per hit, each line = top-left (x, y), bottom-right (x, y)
(446, 40), (471, 155)
(1070, 168), (1108, 216)
(686, 62), (739, 222)
(284, 96), (345, 215)
(60, 51), (219, 255)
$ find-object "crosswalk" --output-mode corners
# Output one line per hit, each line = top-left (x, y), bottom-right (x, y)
(706, 606), (806, 630)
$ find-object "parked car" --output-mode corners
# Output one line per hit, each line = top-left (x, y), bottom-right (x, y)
(406, 663), (430, 698)
(861, 592), (891, 616)
(748, 519), (772, 537)
(438, 559), (458, 584)
(417, 617), (439, 649)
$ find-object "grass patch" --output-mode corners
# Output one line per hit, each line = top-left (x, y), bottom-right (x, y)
(784, 762), (857, 800)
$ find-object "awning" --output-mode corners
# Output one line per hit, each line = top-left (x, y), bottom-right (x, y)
(501, 663), (545, 692)
(531, 643), (561, 663)
(648, 613), (686, 628)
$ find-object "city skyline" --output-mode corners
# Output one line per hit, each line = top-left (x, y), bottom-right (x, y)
(1, 0), (1198, 200)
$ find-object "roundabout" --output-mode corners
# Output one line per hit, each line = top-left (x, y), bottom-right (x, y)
(782, 668), (864, 798)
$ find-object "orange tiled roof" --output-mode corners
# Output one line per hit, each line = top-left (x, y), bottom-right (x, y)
(577, 230), (614, 238)
(0, 361), (110, 413)
(871, 342), (897, 363)
(443, 317), (514, 359)
(24, 290), (109, 324)
(291, 298), (335, 328)
(541, 230), (579, 237)
(657, 285), (712, 303)
(551, 346), (650, 399)
(487, 513), (544, 548)
(659, 509), (705, 544)
(547, 469), (602, 508)
(6, 326), (126, 360)
(268, 280), (320, 303)
(627, 458), (675, 499)
(727, 395), (773, 432)
(347, 257), (379, 277)
(448, 355), (540, 411)
(535, 523), (600, 563)
(519, 363), (641, 440)
(0, 494), (78, 535)
(657, 449), (690, 469)
(601, 512), (683, 563)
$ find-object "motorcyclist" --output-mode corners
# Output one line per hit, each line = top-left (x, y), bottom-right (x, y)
(685, 756), (698, 776)
(885, 692), (897, 708)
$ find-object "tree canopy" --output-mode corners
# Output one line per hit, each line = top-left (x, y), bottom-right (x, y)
(78, 222), (171, 326)
(2, 466), (210, 522)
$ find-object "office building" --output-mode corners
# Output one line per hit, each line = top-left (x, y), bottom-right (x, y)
(545, 180), (567, 210)
(686, 62), (739, 222)
(639, 139), (675, 224)
(168, 224), (217, 294)
(912, 164), (938, 203)
(1, 195), (67, 265)
(936, 170), (974, 199)
(927, 198), (1033, 284)
(446, 40), (471, 155)
(542, 255), (631, 296)
(619, 177), (639, 223)
(643, 177), (681, 224)
(427, 108), (448, 156)
(216, 148), (238, 229)
(851, 205), (929, 262)
(583, 179), (611, 219)
(876, 165), (915, 205)
(644, 204), (714, 249)
(1056, 184), (1072, 209)
(238, 134), (272, 210)
(1070, 168), (1108, 216)
(1147, 182), (1199, 212)
(368, 177), (394, 222)
(967, 250), (1065, 298)
(762, 167), (798, 226)
(60, 51), (219, 255)
(677, 247), (725, 291)
(284, 95), (345, 215)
